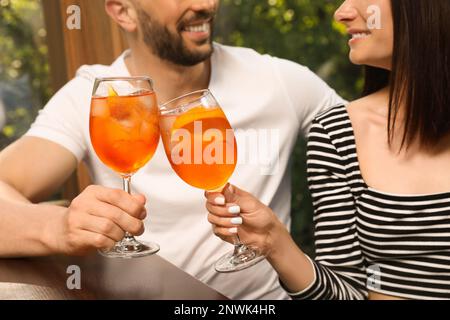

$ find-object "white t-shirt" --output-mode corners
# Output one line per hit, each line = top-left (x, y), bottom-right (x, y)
(26, 43), (344, 300)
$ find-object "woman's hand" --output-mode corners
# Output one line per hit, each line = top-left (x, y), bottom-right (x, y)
(206, 184), (316, 293)
(205, 184), (289, 258)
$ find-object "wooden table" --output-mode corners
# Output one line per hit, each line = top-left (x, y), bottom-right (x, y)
(0, 254), (228, 300)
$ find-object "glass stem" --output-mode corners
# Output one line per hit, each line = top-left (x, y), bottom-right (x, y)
(211, 183), (245, 255)
(122, 175), (134, 240)
(232, 234), (244, 255)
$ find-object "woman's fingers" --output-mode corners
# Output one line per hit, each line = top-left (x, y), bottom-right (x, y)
(205, 184), (241, 206)
(205, 201), (241, 217)
(211, 224), (240, 240)
(205, 184), (259, 214)
(207, 212), (243, 229)
(205, 191), (228, 206)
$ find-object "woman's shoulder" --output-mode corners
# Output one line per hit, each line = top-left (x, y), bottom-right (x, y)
(313, 93), (387, 134)
(310, 90), (388, 139)
(307, 103), (355, 176)
(308, 104), (353, 155)
(314, 103), (349, 123)
(310, 104), (352, 138)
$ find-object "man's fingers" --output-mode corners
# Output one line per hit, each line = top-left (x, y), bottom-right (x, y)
(86, 185), (146, 219)
(70, 229), (117, 251)
(132, 193), (146, 205)
(77, 213), (125, 242)
(86, 201), (144, 236)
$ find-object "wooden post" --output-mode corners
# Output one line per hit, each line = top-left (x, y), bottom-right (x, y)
(42, 0), (128, 199)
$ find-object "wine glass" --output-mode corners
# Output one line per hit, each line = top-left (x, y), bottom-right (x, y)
(159, 89), (265, 272)
(89, 77), (160, 258)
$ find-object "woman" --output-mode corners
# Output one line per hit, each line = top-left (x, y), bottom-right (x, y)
(205, 0), (450, 300)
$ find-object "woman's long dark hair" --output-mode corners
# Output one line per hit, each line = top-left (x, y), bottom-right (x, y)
(363, 0), (450, 149)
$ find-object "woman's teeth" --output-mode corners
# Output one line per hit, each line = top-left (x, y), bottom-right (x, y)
(352, 33), (370, 39)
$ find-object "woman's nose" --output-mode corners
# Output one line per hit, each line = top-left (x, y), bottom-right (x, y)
(334, 1), (358, 23)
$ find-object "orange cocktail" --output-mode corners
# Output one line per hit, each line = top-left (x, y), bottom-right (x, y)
(160, 89), (264, 273)
(90, 91), (160, 175)
(160, 105), (237, 190)
(89, 77), (161, 258)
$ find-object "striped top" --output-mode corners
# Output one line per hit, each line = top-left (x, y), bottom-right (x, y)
(290, 104), (450, 300)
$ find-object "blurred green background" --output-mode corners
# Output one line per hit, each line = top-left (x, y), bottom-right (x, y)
(0, 0), (362, 256)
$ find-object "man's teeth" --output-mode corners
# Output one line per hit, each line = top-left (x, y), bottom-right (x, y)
(184, 23), (210, 33)
(352, 33), (370, 39)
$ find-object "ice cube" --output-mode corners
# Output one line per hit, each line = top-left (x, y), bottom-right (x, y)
(91, 99), (110, 117)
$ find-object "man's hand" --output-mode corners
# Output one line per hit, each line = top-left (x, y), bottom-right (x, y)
(52, 185), (147, 255)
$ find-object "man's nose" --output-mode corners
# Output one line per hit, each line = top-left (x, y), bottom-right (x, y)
(190, 0), (218, 12)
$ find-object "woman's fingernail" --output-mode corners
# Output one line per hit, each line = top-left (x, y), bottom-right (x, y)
(140, 210), (147, 219)
(230, 217), (243, 225)
(228, 205), (240, 214)
(214, 197), (225, 205)
(228, 227), (238, 234)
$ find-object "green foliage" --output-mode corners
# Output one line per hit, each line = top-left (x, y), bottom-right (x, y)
(0, 0), (49, 148)
(215, 0), (363, 100)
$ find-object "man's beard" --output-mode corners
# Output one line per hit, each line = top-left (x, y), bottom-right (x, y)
(138, 9), (214, 67)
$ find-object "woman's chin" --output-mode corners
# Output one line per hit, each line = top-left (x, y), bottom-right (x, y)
(349, 52), (392, 70)
(349, 52), (367, 66)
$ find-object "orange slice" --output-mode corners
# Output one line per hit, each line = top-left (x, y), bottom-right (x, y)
(108, 85), (118, 97)
(107, 86), (131, 120)
(172, 106), (224, 132)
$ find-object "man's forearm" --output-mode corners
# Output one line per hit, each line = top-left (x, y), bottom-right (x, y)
(0, 180), (32, 204)
(0, 181), (65, 257)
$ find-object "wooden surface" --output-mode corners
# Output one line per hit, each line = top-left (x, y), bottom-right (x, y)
(0, 254), (228, 300)
(42, 0), (128, 199)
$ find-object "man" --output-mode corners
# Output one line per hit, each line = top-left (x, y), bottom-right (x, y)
(0, 0), (344, 299)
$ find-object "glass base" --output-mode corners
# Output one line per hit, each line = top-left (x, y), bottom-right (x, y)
(214, 245), (265, 273)
(99, 237), (160, 259)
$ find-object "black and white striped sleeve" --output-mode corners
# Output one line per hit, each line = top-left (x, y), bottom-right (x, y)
(289, 118), (368, 300)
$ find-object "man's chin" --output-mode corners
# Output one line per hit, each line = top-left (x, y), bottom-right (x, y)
(183, 42), (214, 61)
(183, 36), (213, 50)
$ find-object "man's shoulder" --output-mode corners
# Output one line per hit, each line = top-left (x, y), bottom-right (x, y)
(74, 51), (129, 83)
(214, 43), (264, 58)
(213, 43), (310, 76)
(214, 43), (292, 67)
(50, 52), (128, 100)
